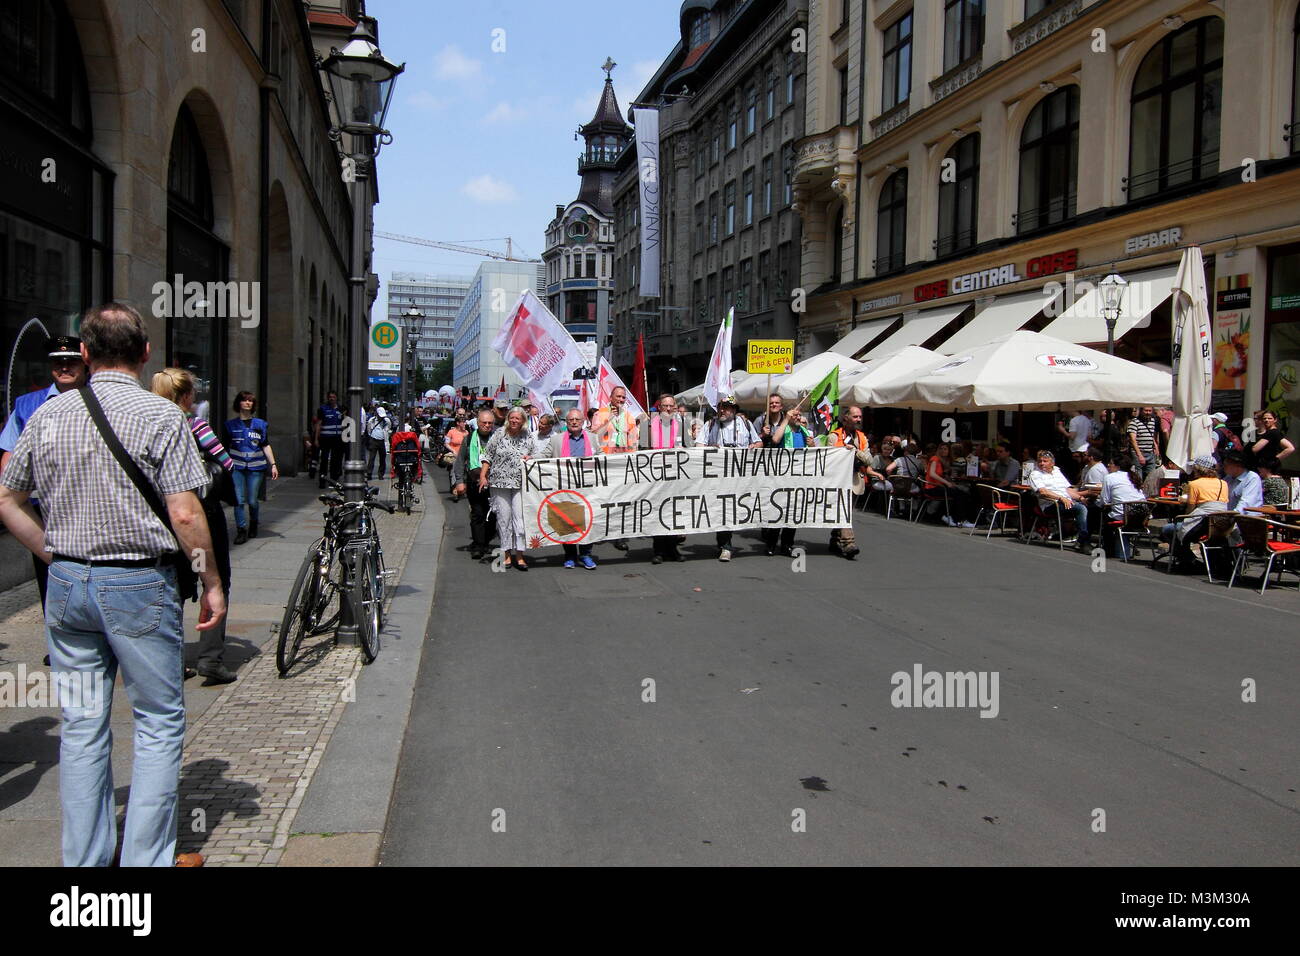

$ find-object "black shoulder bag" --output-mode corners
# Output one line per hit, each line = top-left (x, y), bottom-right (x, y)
(79, 387), (200, 602)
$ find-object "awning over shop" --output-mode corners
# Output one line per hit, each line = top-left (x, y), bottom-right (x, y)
(828, 317), (898, 358)
(862, 303), (968, 359)
(934, 289), (1059, 355)
(1039, 263), (1179, 344)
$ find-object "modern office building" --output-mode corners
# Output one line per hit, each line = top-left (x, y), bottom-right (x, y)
(542, 64), (630, 347)
(386, 273), (471, 369)
(452, 260), (548, 398)
(795, 0), (1300, 456)
(610, 0), (808, 398)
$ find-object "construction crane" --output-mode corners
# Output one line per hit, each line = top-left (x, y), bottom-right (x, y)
(375, 231), (539, 262)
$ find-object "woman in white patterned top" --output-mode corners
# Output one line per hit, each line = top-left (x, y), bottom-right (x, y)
(480, 408), (542, 569)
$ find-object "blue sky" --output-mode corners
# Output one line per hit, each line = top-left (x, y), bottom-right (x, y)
(369, 0), (683, 299)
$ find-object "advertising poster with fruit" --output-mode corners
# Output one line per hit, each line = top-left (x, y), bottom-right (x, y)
(1213, 275), (1250, 390)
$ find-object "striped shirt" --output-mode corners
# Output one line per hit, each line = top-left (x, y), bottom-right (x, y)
(190, 416), (233, 471)
(1126, 417), (1158, 457)
(0, 371), (208, 560)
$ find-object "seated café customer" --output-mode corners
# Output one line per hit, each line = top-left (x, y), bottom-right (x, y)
(867, 438), (896, 494)
(987, 442), (1021, 488)
(1158, 455), (1228, 566)
(1098, 454), (1148, 559)
(1258, 457), (1290, 507)
(1080, 447), (1108, 488)
(1223, 451), (1263, 512)
(1028, 450), (1092, 551)
(925, 443), (975, 528)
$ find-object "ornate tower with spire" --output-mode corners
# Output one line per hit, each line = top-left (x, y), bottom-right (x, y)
(542, 60), (632, 350)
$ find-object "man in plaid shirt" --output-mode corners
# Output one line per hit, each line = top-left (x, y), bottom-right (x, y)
(0, 302), (225, 867)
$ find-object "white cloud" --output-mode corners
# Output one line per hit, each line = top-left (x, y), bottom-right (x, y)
(482, 101), (527, 124)
(434, 44), (483, 81)
(407, 90), (448, 112)
(462, 174), (518, 203)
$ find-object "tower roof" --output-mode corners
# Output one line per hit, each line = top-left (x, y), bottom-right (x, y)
(581, 77), (631, 136)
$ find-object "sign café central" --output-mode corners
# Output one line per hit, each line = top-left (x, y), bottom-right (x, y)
(913, 249), (1078, 302)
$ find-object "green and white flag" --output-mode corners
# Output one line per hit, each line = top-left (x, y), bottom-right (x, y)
(809, 364), (839, 433)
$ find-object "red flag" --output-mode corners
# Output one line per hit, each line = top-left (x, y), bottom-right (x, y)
(631, 334), (648, 412)
(493, 375), (507, 405)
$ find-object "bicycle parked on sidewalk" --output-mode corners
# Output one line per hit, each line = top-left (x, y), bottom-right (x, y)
(277, 479), (394, 676)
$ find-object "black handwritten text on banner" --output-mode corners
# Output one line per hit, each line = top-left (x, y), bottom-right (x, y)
(521, 446), (854, 546)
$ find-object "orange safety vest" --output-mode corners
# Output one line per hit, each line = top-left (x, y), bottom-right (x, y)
(829, 427), (869, 472)
(594, 406), (637, 454)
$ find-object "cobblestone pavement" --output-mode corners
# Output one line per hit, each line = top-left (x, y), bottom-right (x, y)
(0, 475), (427, 866)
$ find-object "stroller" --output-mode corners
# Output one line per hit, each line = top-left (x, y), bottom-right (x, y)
(390, 430), (422, 514)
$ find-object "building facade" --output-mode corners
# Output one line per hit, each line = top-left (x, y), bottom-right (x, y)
(452, 260), (547, 399)
(610, 0), (808, 399)
(0, 0), (387, 476)
(795, 0), (1300, 461)
(542, 66), (630, 346)
(386, 272), (471, 369)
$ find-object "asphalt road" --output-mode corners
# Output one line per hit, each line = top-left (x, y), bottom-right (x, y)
(381, 497), (1300, 866)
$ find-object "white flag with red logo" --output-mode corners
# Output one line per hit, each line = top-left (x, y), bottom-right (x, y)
(596, 358), (645, 418)
(491, 290), (586, 417)
(702, 307), (735, 410)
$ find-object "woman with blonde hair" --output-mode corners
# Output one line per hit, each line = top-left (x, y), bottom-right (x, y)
(151, 368), (238, 684)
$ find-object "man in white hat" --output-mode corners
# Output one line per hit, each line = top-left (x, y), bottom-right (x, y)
(364, 402), (392, 480)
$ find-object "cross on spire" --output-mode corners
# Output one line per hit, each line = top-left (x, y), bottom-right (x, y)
(602, 57), (616, 79)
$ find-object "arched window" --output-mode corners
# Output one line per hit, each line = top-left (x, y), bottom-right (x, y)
(0, 0), (91, 141)
(1127, 17), (1223, 201)
(875, 169), (907, 275)
(937, 133), (979, 256)
(1017, 86), (1078, 234)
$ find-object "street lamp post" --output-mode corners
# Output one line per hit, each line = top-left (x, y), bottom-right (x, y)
(1098, 272), (1127, 356)
(319, 19), (403, 644)
(406, 323), (421, 423)
(402, 301), (421, 418)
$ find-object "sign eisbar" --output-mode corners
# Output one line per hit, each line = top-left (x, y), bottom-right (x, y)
(915, 249), (1078, 302)
(521, 446), (855, 545)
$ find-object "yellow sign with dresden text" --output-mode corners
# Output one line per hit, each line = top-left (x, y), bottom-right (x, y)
(746, 339), (795, 375)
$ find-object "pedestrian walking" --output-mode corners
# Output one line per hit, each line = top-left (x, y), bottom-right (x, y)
(480, 407), (540, 570)
(0, 335), (88, 632)
(543, 408), (601, 569)
(758, 394), (797, 556)
(224, 390), (279, 544)
(826, 406), (866, 559)
(364, 403), (392, 480)
(451, 410), (498, 559)
(639, 394), (694, 563)
(702, 398), (760, 561)
(313, 390), (345, 487)
(152, 368), (237, 684)
(0, 302), (225, 868)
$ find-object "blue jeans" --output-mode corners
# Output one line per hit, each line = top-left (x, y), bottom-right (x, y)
(232, 468), (265, 529)
(44, 560), (185, 867)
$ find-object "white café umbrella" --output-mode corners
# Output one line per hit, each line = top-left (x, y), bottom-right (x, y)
(843, 346), (938, 405)
(732, 352), (867, 409)
(1165, 246), (1215, 468)
(864, 331), (1173, 411)
(676, 369), (750, 407)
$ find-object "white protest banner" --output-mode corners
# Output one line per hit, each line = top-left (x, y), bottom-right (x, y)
(490, 290), (587, 412)
(521, 446), (854, 546)
(633, 107), (661, 298)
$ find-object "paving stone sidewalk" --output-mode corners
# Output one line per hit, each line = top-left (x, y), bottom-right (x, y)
(0, 473), (428, 866)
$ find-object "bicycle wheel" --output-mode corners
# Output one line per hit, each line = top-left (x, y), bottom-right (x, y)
(353, 549), (381, 663)
(371, 534), (387, 631)
(278, 548), (322, 676)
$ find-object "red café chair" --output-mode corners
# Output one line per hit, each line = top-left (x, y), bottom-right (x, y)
(1104, 500), (1152, 563)
(1024, 496), (1067, 551)
(1228, 516), (1300, 594)
(912, 483), (952, 525)
(970, 484), (1021, 539)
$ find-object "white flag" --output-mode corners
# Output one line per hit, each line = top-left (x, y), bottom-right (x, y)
(596, 357), (645, 418)
(703, 307), (735, 409)
(490, 290), (586, 417)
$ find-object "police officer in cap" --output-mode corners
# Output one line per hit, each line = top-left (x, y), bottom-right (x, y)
(0, 336), (89, 608)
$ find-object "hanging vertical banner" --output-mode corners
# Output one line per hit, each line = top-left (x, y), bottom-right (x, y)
(633, 107), (661, 298)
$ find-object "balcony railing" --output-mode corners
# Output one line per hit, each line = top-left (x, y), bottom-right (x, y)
(1013, 193), (1076, 235)
(1122, 151), (1220, 202)
(874, 251), (905, 276)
